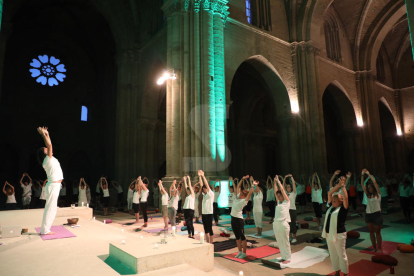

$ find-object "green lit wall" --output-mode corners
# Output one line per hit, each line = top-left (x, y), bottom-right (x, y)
(0, 0), (3, 31)
(407, 0), (414, 60)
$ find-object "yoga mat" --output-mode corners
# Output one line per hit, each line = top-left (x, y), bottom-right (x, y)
(353, 225), (389, 233)
(213, 239), (258, 252)
(223, 245), (280, 264)
(143, 226), (182, 233)
(319, 238), (364, 249)
(35, 226), (76, 241)
(328, 259), (388, 276)
(227, 224), (256, 231)
(360, 241), (399, 255)
(218, 220), (231, 225)
(391, 219), (413, 224)
(177, 230), (200, 236)
(246, 230), (275, 239)
(261, 246), (329, 269)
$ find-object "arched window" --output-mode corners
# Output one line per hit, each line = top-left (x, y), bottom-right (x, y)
(246, 0), (252, 24)
(81, 106), (88, 122)
(246, 0), (272, 31)
(324, 14), (342, 63)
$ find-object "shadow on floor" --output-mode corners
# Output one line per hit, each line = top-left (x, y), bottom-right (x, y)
(98, 254), (136, 275)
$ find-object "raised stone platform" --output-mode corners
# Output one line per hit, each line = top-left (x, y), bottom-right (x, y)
(109, 234), (214, 274)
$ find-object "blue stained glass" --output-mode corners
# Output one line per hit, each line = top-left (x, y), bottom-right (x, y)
(30, 54), (66, 86)
(246, 0), (252, 25)
(81, 106), (88, 122)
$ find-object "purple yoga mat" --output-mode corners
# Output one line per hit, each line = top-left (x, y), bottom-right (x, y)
(144, 225), (183, 233)
(35, 226), (76, 241)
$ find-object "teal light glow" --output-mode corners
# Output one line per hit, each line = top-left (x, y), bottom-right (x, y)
(406, 0), (414, 60)
(216, 180), (230, 208)
(0, 0), (3, 32)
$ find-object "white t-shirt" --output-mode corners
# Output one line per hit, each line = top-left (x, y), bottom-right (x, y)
(214, 191), (220, 203)
(312, 188), (323, 204)
(103, 188), (109, 197)
(399, 185), (410, 197)
(117, 186), (123, 194)
(366, 195), (381, 213)
(228, 193), (234, 207)
(140, 189), (149, 202)
(266, 188), (275, 202)
(7, 194), (16, 204)
(40, 186), (46, 200)
(230, 195), (248, 219)
(274, 200), (291, 222)
(379, 186), (388, 197)
(288, 192), (297, 210)
(183, 194), (195, 210)
(202, 190), (214, 214)
(42, 155), (64, 182)
(161, 193), (169, 206)
(253, 191), (263, 212)
(60, 186), (66, 196)
(168, 195), (179, 209)
(133, 191), (140, 203)
(21, 183), (32, 197)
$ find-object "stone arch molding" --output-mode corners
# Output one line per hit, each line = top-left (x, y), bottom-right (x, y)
(379, 96), (400, 133)
(232, 55), (297, 119)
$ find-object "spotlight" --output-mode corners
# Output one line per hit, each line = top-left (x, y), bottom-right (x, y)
(157, 77), (165, 85)
(397, 128), (402, 136)
(156, 69), (177, 85)
(357, 118), (364, 127)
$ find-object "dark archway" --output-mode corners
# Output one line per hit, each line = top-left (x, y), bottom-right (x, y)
(322, 82), (358, 174)
(228, 56), (291, 179)
(378, 100), (398, 174)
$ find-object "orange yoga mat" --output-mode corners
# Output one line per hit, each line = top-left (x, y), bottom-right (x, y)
(328, 259), (388, 276)
(223, 245), (280, 264)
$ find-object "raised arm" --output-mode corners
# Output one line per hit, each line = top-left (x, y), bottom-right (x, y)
(365, 169), (380, 195)
(187, 176), (194, 198)
(330, 170), (340, 189)
(26, 173), (32, 184)
(266, 176), (272, 189)
(345, 172), (351, 189)
(316, 173), (321, 189)
(37, 127), (53, 158)
(20, 173), (25, 186)
(2, 182), (6, 194)
(140, 178), (148, 191)
(158, 180), (166, 195)
(244, 181), (258, 202)
(289, 175), (297, 194)
(217, 179), (221, 194)
(311, 173), (316, 189)
(201, 171), (210, 192)
(275, 177), (289, 202)
(228, 176), (233, 191)
(100, 177), (104, 190)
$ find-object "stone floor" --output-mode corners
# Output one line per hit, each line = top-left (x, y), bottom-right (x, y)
(0, 202), (413, 276)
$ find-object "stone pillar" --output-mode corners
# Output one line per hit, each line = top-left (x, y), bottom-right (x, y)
(162, 0), (230, 184)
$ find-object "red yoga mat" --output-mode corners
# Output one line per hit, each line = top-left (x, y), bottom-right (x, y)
(360, 241), (399, 256)
(223, 245), (280, 264)
(328, 259), (388, 276)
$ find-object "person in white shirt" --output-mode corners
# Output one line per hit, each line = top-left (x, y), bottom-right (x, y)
(266, 176), (276, 223)
(37, 127), (64, 235)
(158, 180), (169, 230)
(78, 178), (89, 206)
(193, 182), (201, 223)
(183, 175), (196, 238)
(100, 177), (110, 216)
(20, 173), (33, 209)
(59, 181), (66, 207)
(3, 181), (17, 210)
(230, 175), (257, 259)
(39, 179), (47, 208)
(311, 173), (323, 231)
(377, 177), (388, 214)
(199, 170), (215, 244)
(132, 180), (141, 223)
(228, 177), (235, 214)
(330, 171), (345, 197)
(127, 180), (135, 214)
(273, 176), (291, 264)
(399, 174), (412, 222)
(284, 174), (297, 243)
(139, 177), (150, 227)
(168, 180), (180, 228)
(213, 179), (221, 226)
(361, 169), (383, 253)
(111, 180), (124, 209)
(252, 179), (263, 236)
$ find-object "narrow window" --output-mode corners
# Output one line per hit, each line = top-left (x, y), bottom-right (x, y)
(81, 106), (88, 121)
(246, 0), (252, 24)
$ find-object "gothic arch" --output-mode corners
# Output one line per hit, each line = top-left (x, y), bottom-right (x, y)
(379, 97), (399, 132)
(323, 9), (342, 63)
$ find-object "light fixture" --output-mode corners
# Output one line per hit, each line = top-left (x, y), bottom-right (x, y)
(397, 127), (402, 136)
(357, 118), (364, 127)
(157, 69), (176, 85)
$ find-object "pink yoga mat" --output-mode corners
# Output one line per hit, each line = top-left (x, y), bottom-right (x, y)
(35, 226), (76, 241)
(360, 241), (399, 255)
(223, 245), (280, 264)
(328, 259), (388, 276)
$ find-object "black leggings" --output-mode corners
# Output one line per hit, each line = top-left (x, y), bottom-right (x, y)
(400, 196), (411, 218)
(202, 214), (214, 235)
(349, 196), (357, 210)
(184, 209), (195, 236)
(231, 216), (245, 241)
(268, 201), (276, 218)
(140, 202), (148, 222)
(213, 202), (219, 223)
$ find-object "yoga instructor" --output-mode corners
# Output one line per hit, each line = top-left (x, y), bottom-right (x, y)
(37, 127), (63, 235)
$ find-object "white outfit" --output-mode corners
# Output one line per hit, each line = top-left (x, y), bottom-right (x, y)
(168, 195), (179, 210)
(194, 191), (201, 217)
(184, 194), (195, 210)
(253, 191), (263, 228)
(214, 191), (220, 203)
(266, 188), (275, 202)
(40, 186), (47, 200)
(161, 193), (169, 206)
(127, 188), (134, 209)
(296, 184), (305, 195)
(312, 188), (323, 203)
(230, 195), (248, 218)
(133, 191), (140, 204)
(78, 187), (88, 205)
(7, 194), (17, 203)
(202, 190), (214, 214)
(42, 156), (64, 182)
(366, 195), (381, 213)
(103, 189), (109, 197)
(326, 232), (348, 274)
(60, 186), (66, 196)
(288, 192), (297, 210)
(21, 183), (32, 205)
(117, 186), (123, 194)
(140, 189), (149, 202)
(273, 200), (291, 261)
(228, 193), (234, 207)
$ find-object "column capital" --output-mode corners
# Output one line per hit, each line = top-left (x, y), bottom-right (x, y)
(292, 41), (321, 55)
(162, 0), (229, 22)
(355, 70), (375, 82)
